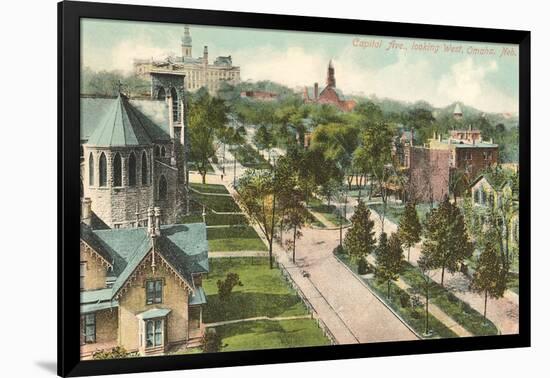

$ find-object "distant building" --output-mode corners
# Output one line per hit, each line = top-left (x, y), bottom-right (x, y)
(303, 60), (356, 112)
(240, 90), (278, 101)
(453, 103), (463, 120)
(398, 127), (499, 203)
(134, 25), (240, 94)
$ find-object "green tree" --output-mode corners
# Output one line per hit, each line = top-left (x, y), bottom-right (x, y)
(343, 200), (376, 262)
(202, 328), (222, 353)
(421, 197), (474, 286)
(236, 170), (279, 268)
(398, 202), (422, 261)
(375, 232), (404, 298)
(216, 272), (243, 301)
(470, 238), (507, 319)
(189, 91), (228, 183)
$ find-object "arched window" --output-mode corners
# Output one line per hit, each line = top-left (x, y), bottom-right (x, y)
(157, 87), (166, 101)
(158, 175), (167, 201)
(154, 145), (160, 157)
(128, 152), (137, 186)
(113, 153), (122, 187)
(141, 152), (148, 185)
(160, 146), (166, 157)
(170, 88), (178, 122)
(88, 153), (95, 186)
(99, 153), (107, 187)
(80, 145), (84, 158)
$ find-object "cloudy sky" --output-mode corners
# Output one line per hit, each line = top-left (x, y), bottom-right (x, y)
(81, 18), (519, 114)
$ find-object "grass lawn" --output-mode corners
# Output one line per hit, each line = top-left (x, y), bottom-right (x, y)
(180, 212), (248, 227)
(215, 319), (330, 352)
(230, 144), (271, 169)
(336, 253), (456, 339)
(207, 226), (267, 251)
(368, 202), (434, 225)
(190, 192), (241, 213)
(190, 183), (229, 195)
(400, 262), (499, 336)
(308, 197), (350, 227)
(202, 257), (308, 323)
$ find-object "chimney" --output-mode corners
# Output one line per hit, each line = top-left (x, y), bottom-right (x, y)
(314, 82), (319, 100)
(154, 207), (162, 236)
(81, 197), (92, 226)
(490, 137), (494, 144)
(147, 207), (155, 236)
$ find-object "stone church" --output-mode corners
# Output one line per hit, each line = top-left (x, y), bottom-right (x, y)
(80, 73), (189, 229)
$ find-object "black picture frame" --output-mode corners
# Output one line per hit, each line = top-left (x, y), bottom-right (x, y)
(58, 1), (531, 376)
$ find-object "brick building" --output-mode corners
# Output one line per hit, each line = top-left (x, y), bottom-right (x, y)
(399, 128), (499, 203)
(303, 60), (356, 112)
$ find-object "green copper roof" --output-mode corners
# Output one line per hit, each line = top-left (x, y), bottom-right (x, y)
(81, 223), (209, 302)
(81, 96), (170, 145)
(137, 308), (172, 320)
(81, 300), (118, 314)
(81, 288), (113, 304)
(189, 286), (207, 306)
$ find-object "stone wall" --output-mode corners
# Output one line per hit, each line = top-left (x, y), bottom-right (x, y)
(80, 241), (108, 291)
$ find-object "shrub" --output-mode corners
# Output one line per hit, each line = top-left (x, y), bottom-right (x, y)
(202, 328), (222, 353)
(333, 245), (344, 255)
(358, 258), (368, 275)
(216, 272), (243, 301)
(446, 292), (459, 304)
(92, 346), (137, 360)
(400, 291), (411, 308)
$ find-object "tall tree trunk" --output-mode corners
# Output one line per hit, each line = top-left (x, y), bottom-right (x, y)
(440, 267), (445, 286)
(408, 246), (411, 262)
(222, 142), (226, 174)
(484, 290), (488, 319)
(387, 281), (391, 298)
(202, 173), (206, 184)
(425, 283), (429, 335)
(292, 224), (297, 263)
(269, 194), (277, 269)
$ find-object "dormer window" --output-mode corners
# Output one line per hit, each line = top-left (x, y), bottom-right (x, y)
(146, 279), (163, 305)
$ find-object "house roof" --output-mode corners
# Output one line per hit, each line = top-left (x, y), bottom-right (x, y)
(80, 288), (119, 313)
(80, 222), (209, 303)
(189, 286), (207, 306)
(81, 95), (170, 144)
(137, 308), (172, 320)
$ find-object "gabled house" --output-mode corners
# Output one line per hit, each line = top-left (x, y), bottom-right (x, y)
(80, 207), (208, 359)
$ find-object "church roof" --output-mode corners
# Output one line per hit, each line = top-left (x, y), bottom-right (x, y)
(80, 222), (209, 302)
(81, 95), (171, 145)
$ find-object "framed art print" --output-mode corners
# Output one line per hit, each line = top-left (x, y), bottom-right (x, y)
(58, 1), (530, 376)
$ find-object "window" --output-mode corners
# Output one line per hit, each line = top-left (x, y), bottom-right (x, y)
(88, 153), (95, 186)
(99, 152), (107, 187)
(80, 262), (86, 290)
(113, 153), (122, 187)
(157, 87), (166, 101)
(170, 88), (178, 122)
(154, 145), (160, 157)
(146, 279), (163, 304)
(158, 176), (167, 201)
(141, 152), (148, 185)
(129, 152), (137, 186)
(83, 313), (96, 343)
(146, 319), (164, 348)
(160, 146), (166, 157)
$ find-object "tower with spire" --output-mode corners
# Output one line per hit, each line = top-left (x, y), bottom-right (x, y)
(181, 25), (192, 58)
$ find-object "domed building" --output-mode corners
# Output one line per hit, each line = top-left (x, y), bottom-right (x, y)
(80, 80), (188, 229)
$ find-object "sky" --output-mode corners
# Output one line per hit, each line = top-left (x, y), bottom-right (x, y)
(81, 18), (520, 114)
